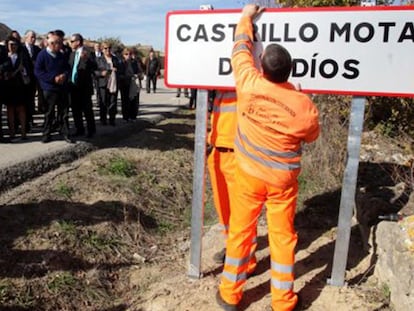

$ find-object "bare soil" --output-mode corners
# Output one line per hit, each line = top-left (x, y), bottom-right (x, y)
(0, 108), (393, 311)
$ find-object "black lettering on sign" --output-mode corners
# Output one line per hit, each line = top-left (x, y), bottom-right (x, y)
(331, 21), (413, 43)
(299, 23), (318, 42)
(291, 54), (360, 80)
(343, 60), (360, 79)
(228, 24), (237, 41)
(268, 24), (281, 42)
(177, 24), (191, 41)
(292, 59), (308, 77)
(330, 23), (351, 42)
(310, 53), (318, 78)
(399, 22), (414, 42)
(354, 23), (375, 43)
(255, 23), (318, 43)
(219, 58), (232, 75)
(212, 24), (225, 42)
(378, 22), (396, 42)
(194, 24), (208, 41)
(319, 59), (338, 79)
(177, 23), (237, 42)
(284, 23), (296, 42)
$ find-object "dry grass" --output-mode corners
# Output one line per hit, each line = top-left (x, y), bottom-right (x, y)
(0, 109), (217, 310)
(298, 95), (351, 209)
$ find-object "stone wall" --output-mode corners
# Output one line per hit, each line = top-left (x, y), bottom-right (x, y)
(375, 216), (414, 311)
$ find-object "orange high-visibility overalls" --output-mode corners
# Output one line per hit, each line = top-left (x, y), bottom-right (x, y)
(207, 91), (238, 238)
(207, 91), (257, 270)
(218, 15), (320, 311)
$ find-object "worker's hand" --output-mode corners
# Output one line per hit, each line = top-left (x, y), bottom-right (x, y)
(242, 4), (265, 19)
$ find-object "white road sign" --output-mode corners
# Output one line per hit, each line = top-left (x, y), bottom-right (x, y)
(164, 6), (414, 97)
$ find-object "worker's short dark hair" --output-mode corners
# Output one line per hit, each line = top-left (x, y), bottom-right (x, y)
(261, 44), (292, 83)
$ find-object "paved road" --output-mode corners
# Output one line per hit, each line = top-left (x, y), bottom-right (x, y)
(0, 80), (190, 191)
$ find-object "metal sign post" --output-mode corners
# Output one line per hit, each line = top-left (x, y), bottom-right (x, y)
(328, 96), (366, 286)
(188, 90), (209, 278)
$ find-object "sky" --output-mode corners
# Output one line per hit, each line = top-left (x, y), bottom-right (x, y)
(0, 0), (249, 51)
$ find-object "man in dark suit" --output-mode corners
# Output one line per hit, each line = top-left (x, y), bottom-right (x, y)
(23, 30), (42, 120)
(69, 33), (97, 138)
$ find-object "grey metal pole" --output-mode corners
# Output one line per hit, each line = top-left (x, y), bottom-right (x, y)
(328, 96), (366, 287)
(188, 90), (209, 279)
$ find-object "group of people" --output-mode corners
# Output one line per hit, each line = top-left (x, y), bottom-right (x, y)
(0, 29), (161, 144)
(208, 5), (320, 311)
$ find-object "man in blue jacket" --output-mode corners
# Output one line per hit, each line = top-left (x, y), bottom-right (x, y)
(35, 31), (74, 143)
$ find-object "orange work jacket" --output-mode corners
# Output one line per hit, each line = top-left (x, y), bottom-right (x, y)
(231, 16), (320, 187)
(208, 91), (237, 149)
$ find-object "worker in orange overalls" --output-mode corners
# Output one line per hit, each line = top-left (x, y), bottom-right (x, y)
(216, 4), (320, 311)
(207, 91), (257, 269)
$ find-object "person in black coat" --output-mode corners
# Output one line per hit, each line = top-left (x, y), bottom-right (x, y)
(95, 42), (120, 126)
(118, 47), (142, 121)
(68, 33), (97, 138)
(3, 37), (30, 140)
(0, 44), (10, 142)
(22, 30), (42, 117)
(144, 50), (160, 93)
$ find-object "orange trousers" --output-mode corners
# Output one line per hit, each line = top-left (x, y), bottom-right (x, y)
(219, 165), (299, 311)
(207, 148), (257, 270)
(207, 148), (235, 239)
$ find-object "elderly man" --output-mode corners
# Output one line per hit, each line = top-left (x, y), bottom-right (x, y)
(23, 30), (41, 121)
(34, 31), (73, 143)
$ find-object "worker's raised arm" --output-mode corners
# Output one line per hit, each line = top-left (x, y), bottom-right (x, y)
(231, 5), (264, 90)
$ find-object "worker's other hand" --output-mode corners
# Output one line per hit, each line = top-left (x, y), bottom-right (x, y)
(242, 4), (265, 19)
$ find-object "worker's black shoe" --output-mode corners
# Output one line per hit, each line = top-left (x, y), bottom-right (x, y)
(213, 248), (226, 264)
(215, 291), (238, 311)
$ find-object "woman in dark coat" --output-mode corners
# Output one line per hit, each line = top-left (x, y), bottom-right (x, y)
(4, 37), (31, 140)
(94, 42), (120, 126)
(118, 47), (141, 121)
